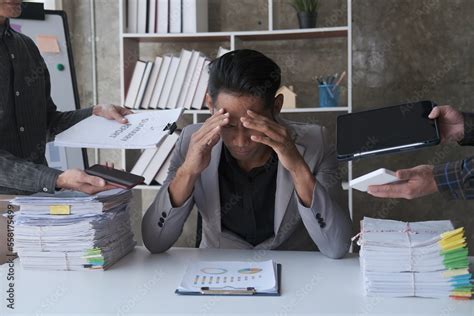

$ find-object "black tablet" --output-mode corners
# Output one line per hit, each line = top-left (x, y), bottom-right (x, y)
(337, 100), (440, 161)
(85, 164), (145, 189)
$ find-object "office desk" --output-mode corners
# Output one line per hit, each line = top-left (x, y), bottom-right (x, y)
(0, 246), (472, 315)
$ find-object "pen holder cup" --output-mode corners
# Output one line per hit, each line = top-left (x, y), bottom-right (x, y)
(319, 84), (339, 108)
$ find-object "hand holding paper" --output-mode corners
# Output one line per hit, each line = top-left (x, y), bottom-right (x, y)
(92, 104), (134, 124)
(54, 108), (184, 149)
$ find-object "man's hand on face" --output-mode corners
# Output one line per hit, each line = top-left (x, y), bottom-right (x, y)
(56, 169), (117, 195)
(429, 105), (464, 143)
(240, 110), (304, 173)
(92, 104), (134, 124)
(181, 108), (230, 176)
(367, 165), (438, 200)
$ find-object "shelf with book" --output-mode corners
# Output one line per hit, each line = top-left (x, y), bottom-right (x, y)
(118, 0), (354, 219)
(122, 26), (348, 43)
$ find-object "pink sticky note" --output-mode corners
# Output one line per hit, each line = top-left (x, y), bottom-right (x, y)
(36, 35), (60, 54)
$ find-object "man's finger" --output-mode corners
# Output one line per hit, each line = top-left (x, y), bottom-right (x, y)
(79, 182), (116, 195)
(246, 110), (271, 122)
(428, 106), (440, 119)
(242, 118), (282, 142)
(250, 135), (278, 149)
(102, 184), (120, 191)
(117, 107), (133, 123)
(367, 183), (407, 198)
(82, 174), (106, 187)
(396, 168), (416, 180)
(110, 108), (128, 124)
(118, 106), (134, 116)
(201, 126), (221, 150)
(195, 114), (229, 140)
(204, 108), (225, 123)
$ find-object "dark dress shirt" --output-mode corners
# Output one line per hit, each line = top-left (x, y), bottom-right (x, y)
(219, 145), (278, 246)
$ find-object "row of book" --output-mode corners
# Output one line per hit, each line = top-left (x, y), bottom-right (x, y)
(12, 189), (136, 270)
(127, 0), (208, 34)
(125, 49), (208, 110)
(130, 131), (180, 185)
(124, 47), (229, 110)
(357, 217), (472, 299)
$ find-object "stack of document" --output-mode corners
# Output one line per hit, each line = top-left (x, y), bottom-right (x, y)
(12, 189), (136, 270)
(358, 217), (472, 299)
(176, 260), (280, 296)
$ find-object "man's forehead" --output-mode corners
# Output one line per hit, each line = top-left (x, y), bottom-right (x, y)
(215, 94), (268, 117)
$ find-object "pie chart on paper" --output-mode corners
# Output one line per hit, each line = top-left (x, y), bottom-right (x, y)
(238, 268), (263, 274)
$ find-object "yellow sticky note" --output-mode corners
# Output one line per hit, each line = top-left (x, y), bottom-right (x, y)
(440, 240), (466, 252)
(36, 35), (60, 54)
(443, 268), (469, 278)
(49, 205), (70, 215)
(441, 227), (464, 239)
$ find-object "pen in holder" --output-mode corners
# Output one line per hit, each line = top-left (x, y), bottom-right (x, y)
(319, 84), (339, 108)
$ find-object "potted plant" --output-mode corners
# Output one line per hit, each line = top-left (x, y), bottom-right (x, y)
(290, 0), (319, 29)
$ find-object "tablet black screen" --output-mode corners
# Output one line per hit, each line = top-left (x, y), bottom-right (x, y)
(337, 101), (439, 159)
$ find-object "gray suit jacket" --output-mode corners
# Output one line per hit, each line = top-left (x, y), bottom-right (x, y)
(142, 119), (352, 258)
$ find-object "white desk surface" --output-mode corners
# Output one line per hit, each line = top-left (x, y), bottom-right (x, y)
(0, 246), (473, 316)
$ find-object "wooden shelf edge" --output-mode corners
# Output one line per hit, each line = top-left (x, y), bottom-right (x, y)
(121, 27), (349, 42)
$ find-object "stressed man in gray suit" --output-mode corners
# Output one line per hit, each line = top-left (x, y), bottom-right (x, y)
(142, 49), (352, 258)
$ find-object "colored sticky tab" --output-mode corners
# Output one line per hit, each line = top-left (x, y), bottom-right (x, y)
(443, 268), (469, 278)
(36, 35), (60, 54)
(440, 238), (466, 252)
(49, 205), (70, 215)
(439, 227), (466, 252)
(441, 227), (464, 239)
(84, 248), (102, 256)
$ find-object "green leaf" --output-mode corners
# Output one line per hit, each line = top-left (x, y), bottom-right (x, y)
(289, 0), (319, 14)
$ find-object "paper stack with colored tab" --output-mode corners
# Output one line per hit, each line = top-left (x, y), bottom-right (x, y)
(11, 189), (136, 270)
(358, 217), (472, 299)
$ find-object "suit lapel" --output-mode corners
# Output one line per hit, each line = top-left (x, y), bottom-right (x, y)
(199, 140), (223, 233)
(273, 129), (306, 237)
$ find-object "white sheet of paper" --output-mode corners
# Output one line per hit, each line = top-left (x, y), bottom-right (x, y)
(54, 109), (184, 149)
(178, 260), (277, 293)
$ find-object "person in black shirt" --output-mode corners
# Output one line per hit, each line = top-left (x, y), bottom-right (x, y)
(0, 1), (132, 195)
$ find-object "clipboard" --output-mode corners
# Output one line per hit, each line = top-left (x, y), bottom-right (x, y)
(175, 263), (282, 296)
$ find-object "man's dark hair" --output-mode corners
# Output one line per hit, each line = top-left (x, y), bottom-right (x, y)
(207, 49), (281, 109)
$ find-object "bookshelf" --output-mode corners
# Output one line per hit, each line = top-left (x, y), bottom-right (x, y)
(118, 0), (353, 218)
